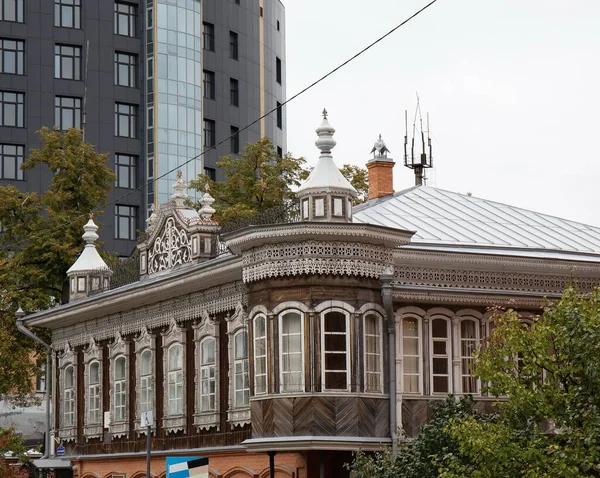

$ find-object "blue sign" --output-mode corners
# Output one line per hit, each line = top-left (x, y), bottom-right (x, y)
(56, 445), (65, 456)
(166, 456), (208, 478)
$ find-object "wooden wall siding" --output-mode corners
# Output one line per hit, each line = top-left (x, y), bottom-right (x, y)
(251, 396), (389, 438)
(401, 399), (435, 438)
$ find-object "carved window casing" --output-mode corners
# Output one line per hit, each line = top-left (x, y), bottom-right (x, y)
(226, 304), (250, 427)
(162, 320), (186, 434)
(400, 315), (422, 394)
(253, 314), (267, 395)
(109, 333), (129, 438)
(279, 310), (304, 393)
(83, 338), (103, 440)
(321, 309), (351, 391)
(194, 312), (219, 431)
(364, 312), (384, 393)
(58, 343), (77, 442)
(134, 327), (156, 434)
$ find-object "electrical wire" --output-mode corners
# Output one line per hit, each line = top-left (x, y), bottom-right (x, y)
(1, 0), (440, 251)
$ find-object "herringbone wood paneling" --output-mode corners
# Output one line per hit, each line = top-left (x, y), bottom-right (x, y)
(272, 397), (294, 436)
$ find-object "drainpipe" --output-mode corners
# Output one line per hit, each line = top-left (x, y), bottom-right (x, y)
(380, 266), (397, 454)
(15, 306), (52, 460)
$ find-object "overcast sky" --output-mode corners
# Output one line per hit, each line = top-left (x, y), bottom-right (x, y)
(283, 0), (600, 225)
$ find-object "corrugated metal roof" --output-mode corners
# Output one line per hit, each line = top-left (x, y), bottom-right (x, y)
(353, 186), (600, 257)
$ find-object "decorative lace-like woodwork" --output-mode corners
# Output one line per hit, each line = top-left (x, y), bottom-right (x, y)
(242, 241), (394, 283)
(148, 217), (192, 274)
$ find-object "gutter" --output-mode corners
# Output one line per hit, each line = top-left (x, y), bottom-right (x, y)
(380, 266), (397, 454)
(15, 306), (52, 460)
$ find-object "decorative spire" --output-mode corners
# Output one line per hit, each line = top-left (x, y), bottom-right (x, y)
(198, 192), (216, 220)
(171, 171), (188, 207)
(314, 109), (337, 156)
(146, 204), (157, 230)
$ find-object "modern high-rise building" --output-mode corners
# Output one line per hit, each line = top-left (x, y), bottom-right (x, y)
(0, 0), (286, 256)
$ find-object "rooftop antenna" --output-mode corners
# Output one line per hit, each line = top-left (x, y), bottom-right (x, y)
(403, 93), (433, 186)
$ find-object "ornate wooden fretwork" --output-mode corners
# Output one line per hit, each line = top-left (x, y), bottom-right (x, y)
(52, 281), (245, 348)
(242, 241), (394, 283)
(148, 217), (192, 274)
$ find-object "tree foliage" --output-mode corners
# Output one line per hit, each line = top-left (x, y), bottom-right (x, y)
(189, 137), (305, 224)
(441, 288), (600, 478)
(339, 164), (369, 204)
(0, 127), (114, 401)
(349, 396), (482, 478)
(0, 427), (28, 478)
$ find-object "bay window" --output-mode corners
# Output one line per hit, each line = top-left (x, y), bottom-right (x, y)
(401, 317), (421, 393)
(364, 313), (383, 392)
(279, 311), (303, 392)
(431, 317), (451, 393)
(253, 315), (267, 395)
(321, 310), (349, 390)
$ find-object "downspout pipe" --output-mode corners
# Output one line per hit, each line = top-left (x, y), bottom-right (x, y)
(15, 306), (52, 460)
(380, 266), (397, 455)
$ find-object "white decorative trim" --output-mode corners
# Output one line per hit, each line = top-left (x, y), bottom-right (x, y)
(162, 319), (187, 434)
(314, 300), (355, 314)
(271, 301), (310, 315)
(357, 303), (387, 318)
(52, 281), (245, 349)
(393, 288), (549, 308)
(226, 304), (250, 427)
(134, 327), (156, 435)
(108, 333), (129, 439)
(148, 217), (192, 275)
(242, 241), (394, 283)
(83, 338), (103, 440)
(58, 343), (77, 442)
(193, 312), (220, 431)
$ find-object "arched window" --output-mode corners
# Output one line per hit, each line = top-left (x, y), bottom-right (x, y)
(64, 365), (75, 427)
(364, 313), (383, 392)
(401, 317), (421, 393)
(460, 319), (479, 393)
(140, 349), (153, 413)
(88, 361), (101, 423)
(233, 331), (249, 407)
(253, 315), (267, 395)
(167, 344), (183, 415)
(114, 356), (127, 421)
(431, 317), (451, 393)
(321, 310), (350, 391)
(200, 338), (216, 411)
(279, 311), (304, 392)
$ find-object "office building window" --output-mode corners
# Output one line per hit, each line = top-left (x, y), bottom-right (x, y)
(0, 39), (23, 75)
(55, 96), (81, 130)
(230, 78), (239, 106)
(276, 102), (282, 129)
(55, 44), (81, 80)
(0, 91), (23, 127)
(277, 146), (283, 158)
(203, 119), (215, 148)
(230, 126), (239, 154)
(114, 52), (137, 87)
(115, 205), (137, 240)
(114, 2), (136, 37)
(0, 144), (24, 180)
(202, 22), (214, 51)
(1, 0), (24, 22)
(203, 70), (215, 99)
(55, 0), (81, 29)
(229, 31), (238, 60)
(115, 102), (138, 138)
(277, 20), (280, 31)
(204, 167), (216, 181)
(276, 57), (282, 84)
(115, 153), (137, 189)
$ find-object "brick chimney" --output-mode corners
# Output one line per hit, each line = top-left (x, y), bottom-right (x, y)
(367, 134), (394, 200)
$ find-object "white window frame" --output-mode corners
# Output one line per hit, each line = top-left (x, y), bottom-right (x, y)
(167, 343), (184, 415)
(364, 312), (384, 393)
(279, 310), (305, 393)
(320, 308), (351, 391)
(199, 338), (217, 412)
(193, 314), (220, 431)
(58, 343), (77, 442)
(63, 365), (75, 427)
(226, 304), (250, 427)
(233, 330), (249, 408)
(113, 356), (127, 421)
(140, 349), (153, 413)
(253, 314), (268, 395)
(134, 327), (156, 434)
(459, 317), (479, 394)
(430, 316), (452, 394)
(88, 360), (101, 424)
(399, 314), (423, 395)
(161, 319), (186, 434)
(83, 338), (103, 442)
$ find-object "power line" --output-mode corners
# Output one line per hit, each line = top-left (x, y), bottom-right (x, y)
(2, 0), (440, 251)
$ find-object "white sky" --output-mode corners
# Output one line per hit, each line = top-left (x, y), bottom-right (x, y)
(284, 0), (600, 225)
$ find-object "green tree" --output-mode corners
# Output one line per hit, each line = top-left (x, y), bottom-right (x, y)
(349, 396), (481, 478)
(339, 164), (368, 204)
(0, 127), (115, 401)
(0, 427), (28, 478)
(440, 288), (600, 478)
(189, 137), (306, 223)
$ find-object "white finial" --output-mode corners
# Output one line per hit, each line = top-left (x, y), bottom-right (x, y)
(315, 108), (336, 156)
(199, 192), (216, 219)
(171, 171), (188, 207)
(67, 216), (111, 275)
(82, 217), (99, 245)
(146, 204), (157, 230)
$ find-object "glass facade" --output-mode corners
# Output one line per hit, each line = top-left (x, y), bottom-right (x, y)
(150, 0), (203, 207)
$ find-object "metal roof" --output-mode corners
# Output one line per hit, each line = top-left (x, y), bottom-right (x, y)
(353, 186), (600, 259)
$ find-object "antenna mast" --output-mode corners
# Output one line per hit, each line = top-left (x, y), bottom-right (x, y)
(403, 94), (433, 186)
